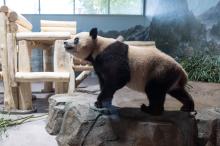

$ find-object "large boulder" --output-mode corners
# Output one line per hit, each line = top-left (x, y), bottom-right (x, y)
(46, 92), (198, 146)
(196, 108), (220, 146)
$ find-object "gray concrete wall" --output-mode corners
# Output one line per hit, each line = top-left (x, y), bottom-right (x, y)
(24, 14), (149, 32)
(23, 14), (149, 71)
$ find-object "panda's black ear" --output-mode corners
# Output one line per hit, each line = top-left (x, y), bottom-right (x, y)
(90, 28), (98, 40)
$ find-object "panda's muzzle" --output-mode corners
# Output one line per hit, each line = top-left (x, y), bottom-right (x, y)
(64, 41), (77, 53)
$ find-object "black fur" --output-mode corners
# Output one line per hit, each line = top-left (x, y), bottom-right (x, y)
(141, 66), (195, 115)
(86, 41), (130, 108)
(90, 28), (98, 40)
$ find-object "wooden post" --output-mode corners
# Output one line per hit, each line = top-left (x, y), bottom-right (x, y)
(54, 40), (73, 94)
(0, 12), (18, 110)
(18, 40), (33, 110)
(42, 45), (54, 93)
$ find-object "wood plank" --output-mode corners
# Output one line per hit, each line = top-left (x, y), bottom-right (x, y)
(18, 40), (32, 110)
(16, 32), (71, 41)
(0, 12), (18, 110)
(41, 20), (76, 27)
(15, 72), (70, 82)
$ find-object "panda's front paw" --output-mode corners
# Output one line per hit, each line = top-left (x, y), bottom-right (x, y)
(94, 101), (103, 108)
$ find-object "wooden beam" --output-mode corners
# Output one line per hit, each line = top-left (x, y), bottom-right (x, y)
(8, 11), (32, 30)
(124, 41), (155, 46)
(16, 32), (71, 41)
(0, 12), (18, 110)
(0, 71), (3, 80)
(68, 72), (75, 95)
(76, 71), (91, 87)
(7, 33), (17, 87)
(9, 22), (31, 33)
(41, 20), (76, 27)
(72, 65), (93, 72)
(42, 45), (54, 92)
(54, 40), (73, 94)
(15, 72), (70, 82)
(41, 27), (76, 34)
(0, 5), (9, 13)
(18, 40), (33, 110)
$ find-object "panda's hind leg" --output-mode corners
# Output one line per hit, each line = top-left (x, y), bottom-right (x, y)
(168, 88), (194, 112)
(141, 81), (166, 116)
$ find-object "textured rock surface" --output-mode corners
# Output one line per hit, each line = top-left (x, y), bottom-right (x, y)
(196, 108), (220, 146)
(46, 93), (198, 146)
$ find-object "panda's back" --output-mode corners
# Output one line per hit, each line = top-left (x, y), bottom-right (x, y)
(126, 45), (185, 92)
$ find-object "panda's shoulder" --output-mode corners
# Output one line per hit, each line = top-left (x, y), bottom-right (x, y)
(97, 41), (129, 58)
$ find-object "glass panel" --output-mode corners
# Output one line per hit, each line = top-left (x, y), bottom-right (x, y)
(40, 0), (74, 14)
(6, 0), (39, 14)
(0, 0), (4, 6)
(75, 0), (108, 14)
(110, 0), (143, 15)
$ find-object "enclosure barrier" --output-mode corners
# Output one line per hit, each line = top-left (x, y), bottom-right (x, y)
(0, 6), (90, 112)
(0, 5), (155, 112)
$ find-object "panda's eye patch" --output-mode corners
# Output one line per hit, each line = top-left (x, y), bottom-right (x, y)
(74, 37), (79, 45)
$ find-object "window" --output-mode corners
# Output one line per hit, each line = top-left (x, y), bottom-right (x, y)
(6, 0), (39, 14)
(75, 0), (108, 14)
(110, 0), (143, 15)
(40, 0), (74, 14)
(0, 0), (4, 6)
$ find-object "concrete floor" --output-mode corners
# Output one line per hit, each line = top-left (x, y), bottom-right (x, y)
(0, 77), (220, 146)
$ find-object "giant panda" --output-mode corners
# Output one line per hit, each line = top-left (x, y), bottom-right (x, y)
(64, 28), (195, 115)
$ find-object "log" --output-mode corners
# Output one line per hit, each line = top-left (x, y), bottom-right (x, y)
(0, 5), (9, 13)
(54, 40), (73, 94)
(7, 33), (17, 86)
(68, 72), (75, 95)
(15, 72), (70, 82)
(41, 20), (77, 28)
(0, 12), (18, 110)
(76, 71), (91, 87)
(9, 22), (31, 33)
(16, 32), (71, 41)
(0, 71), (3, 80)
(18, 40), (33, 110)
(72, 65), (93, 72)
(41, 27), (76, 34)
(8, 11), (32, 30)
(42, 45), (54, 92)
(124, 41), (155, 46)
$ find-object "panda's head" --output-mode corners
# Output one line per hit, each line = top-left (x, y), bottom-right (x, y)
(64, 28), (98, 60)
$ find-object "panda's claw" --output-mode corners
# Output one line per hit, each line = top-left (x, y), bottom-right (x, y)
(140, 104), (150, 113)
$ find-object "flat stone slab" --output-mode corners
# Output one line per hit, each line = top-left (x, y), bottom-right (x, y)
(46, 93), (198, 146)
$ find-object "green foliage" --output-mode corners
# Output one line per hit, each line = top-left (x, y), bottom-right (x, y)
(179, 55), (220, 83)
(79, 0), (108, 14)
(210, 21), (220, 39)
